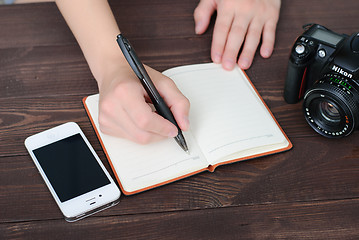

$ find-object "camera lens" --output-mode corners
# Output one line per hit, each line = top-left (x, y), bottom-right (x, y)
(309, 98), (344, 132)
(319, 101), (341, 124)
(303, 74), (359, 137)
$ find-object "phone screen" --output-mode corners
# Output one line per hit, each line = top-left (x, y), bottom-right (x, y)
(32, 133), (110, 202)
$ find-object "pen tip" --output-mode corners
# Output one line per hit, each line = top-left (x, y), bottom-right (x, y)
(174, 134), (189, 154)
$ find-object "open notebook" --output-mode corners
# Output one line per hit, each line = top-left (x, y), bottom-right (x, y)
(83, 63), (292, 195)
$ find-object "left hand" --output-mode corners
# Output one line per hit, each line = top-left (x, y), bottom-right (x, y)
(194, 0), (281, 70)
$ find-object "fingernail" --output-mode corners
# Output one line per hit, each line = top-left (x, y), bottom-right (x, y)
(223, 59), (234, 70)
(168, 129), (178, 138)
(183, 116), (190, 131)
(195, 21), (202, 34)
(238, 58), (249, 69)
(262, 48), (271, 58)
(213, 53), (222, 63)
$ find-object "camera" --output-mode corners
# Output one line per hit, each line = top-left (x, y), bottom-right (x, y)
(284, 24), (359, 138)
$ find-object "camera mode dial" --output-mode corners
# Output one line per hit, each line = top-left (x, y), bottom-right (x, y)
(295, 44), (305, 54)
(291, 40), (315, 65)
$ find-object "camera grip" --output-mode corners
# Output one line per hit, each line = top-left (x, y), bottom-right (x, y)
(284, 61), (307, 104)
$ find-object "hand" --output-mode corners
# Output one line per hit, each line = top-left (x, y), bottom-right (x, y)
(97, 64), (190, 144)
(194, 0), (281, 70)
(55, 0), (190, 144)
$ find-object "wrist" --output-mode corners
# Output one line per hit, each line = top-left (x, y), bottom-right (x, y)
(92, 53), (130, 90)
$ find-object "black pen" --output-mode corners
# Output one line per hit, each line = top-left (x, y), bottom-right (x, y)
(116, 34), (189, 153)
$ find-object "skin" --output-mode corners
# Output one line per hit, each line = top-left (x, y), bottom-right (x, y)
(55, 0), (280, 144)
(194, 0), (281, 70)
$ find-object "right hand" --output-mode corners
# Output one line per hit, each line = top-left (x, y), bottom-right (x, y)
(97, 64), (190, 144)
(55, 0), (190, 144)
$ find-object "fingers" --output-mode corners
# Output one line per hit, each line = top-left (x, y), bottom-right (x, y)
(99, 81), (176, 144)
(193, 0), (216, 34)
(220, 14), (251, 70)
(260, 19), (278, 58)
(237, 18), (264, 69)
(210, 4), (234, 64)
(98, 67), (190, 145)
(157, 80), (190, 132)
(146, 67), (190, 132)
(99, 98), (172, 144)
(239, 10), (279, 69)
(209, 0), (281, 70)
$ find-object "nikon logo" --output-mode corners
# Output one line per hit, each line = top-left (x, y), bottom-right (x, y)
(332, 65), (353, 78)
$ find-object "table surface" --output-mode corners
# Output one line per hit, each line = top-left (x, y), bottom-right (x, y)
(1, 0), (359, 239)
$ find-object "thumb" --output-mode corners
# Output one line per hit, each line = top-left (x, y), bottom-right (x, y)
(193, 0), (216, 34)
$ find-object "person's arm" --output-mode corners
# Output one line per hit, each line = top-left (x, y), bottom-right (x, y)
(55, 0), (190, 144)
(194, 0), (281, 70)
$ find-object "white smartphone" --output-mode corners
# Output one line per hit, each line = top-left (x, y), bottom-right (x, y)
(24, 122), (121, 222)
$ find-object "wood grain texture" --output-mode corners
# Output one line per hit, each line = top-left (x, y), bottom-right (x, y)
(1, 199), (359, 239)
(0, 0), (358, 239)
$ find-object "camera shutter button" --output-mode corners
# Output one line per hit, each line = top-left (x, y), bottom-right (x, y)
(295, 44), (306, 54)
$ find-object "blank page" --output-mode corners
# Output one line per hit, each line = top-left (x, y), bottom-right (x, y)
(163, 63), (288, 165)
(85, 95), (209, 193)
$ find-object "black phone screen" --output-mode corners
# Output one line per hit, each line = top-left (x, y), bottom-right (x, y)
(33, 134), (111, 202)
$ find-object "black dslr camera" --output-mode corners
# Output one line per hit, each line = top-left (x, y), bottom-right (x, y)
(284, 24), (359, 138)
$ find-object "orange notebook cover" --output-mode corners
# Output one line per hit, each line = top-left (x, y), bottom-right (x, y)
(83, 63), (292, 195)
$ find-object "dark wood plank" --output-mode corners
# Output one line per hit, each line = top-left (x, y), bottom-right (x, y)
(0, 90), (315, 158)
(2, 0), (358, 49)
(0, 0), (200, 49)
(1, 0), (359, 238)
(1, 136), (358, 222)
(1, 199), (359, 239)
(0, 37), (212, 99)
(0, 45), (95, 99)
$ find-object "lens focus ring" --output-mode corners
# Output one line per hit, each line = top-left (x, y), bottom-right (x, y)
(303, 75), (359, 137)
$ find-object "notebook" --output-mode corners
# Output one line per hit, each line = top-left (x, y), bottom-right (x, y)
(83, 63), (292, 195)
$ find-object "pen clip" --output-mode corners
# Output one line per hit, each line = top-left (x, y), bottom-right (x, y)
(116, 34), (144, 80)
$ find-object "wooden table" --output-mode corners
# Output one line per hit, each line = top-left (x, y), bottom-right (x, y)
(1, 0), (359, 239)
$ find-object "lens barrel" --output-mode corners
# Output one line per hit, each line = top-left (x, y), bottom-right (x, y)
(303, 74), (359, 137)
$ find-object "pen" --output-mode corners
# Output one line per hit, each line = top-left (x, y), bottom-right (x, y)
(116, 34), (189, 153)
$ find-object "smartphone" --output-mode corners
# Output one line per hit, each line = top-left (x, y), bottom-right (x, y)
(24, 122), (121, 222)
